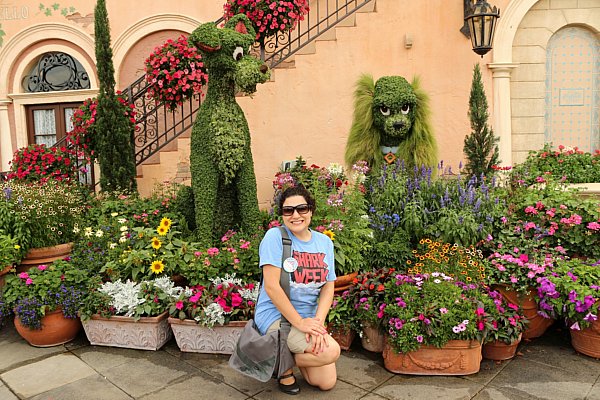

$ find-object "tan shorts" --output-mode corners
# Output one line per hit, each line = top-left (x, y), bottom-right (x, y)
(267, 320), (313, 354)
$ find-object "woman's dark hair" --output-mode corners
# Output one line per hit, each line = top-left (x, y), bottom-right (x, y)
(277, 185), (316, 215)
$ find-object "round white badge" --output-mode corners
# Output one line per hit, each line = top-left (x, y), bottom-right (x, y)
(282, 257), (298, 273)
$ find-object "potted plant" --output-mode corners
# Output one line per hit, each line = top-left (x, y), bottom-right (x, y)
(381, 272), (493, 375)
(2, 260), (88, 346)
(347, 267), (395, 352)
(168, 273), (258, 354)
(326, 290), (360, 350)
(79, 276), (182, 350)
(481, 288), (527, 361)
(6, 143), (80, 184)
(537, 258), (600, 358)
(144, 35), (208, 111)
(223, 0), (310, 44)
(0, 291), (11, 329)
(0, 232), (23, 286)
(0, 180), (86, 269)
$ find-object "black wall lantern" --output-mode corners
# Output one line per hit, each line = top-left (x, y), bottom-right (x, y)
(461, 0), (500, 57)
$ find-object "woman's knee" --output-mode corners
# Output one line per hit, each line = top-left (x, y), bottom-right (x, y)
(324, 338), (341, 364)
(317, 376), (337, 391)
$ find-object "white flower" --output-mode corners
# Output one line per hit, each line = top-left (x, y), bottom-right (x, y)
(327, 162), (344, 176)
(98, 280), (144, 317)
(201, 303), (226, 327)
(117, 218), (127, 224)
(108, 243), (117, 249)
(111, 212), (119, 217)
(210, 273), (242, 287)
(84, 227), (93, 237)
(95, 229), (104, 237)
(120, 226), (128, 232)
(433, 279), (441, 284)
(73, 226), (80, 234)
(119, 236), (127, 243)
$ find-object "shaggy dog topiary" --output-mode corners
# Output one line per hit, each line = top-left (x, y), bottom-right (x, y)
(189, 15), (270, 244)
(345, 74), (438, 172)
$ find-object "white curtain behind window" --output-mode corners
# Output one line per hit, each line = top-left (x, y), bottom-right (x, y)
(33, 109), (57, 146)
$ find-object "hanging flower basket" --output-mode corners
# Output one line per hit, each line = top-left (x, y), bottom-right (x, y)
(144, 35), (208, 111)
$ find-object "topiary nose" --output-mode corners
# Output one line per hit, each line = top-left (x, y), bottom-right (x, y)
(393, 121), (405, 129)
(260, 64), (268, 74)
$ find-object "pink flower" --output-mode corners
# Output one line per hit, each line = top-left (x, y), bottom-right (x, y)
(207, 247), (219, 256)
(194, 251), (202, 257)
(19, 272), (29, 279)
(37, 265), (47, 271)
(25, 278), (33, 285)
(175, 301), (184, 310)
(439, 307), (448, 314)
(475, 308), (485, 316)
(231, 293), (243, 307)
(416, 335), (423, 343)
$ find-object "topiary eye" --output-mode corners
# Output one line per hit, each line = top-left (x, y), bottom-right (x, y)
(400, 104), (410, 115)
(380, 106), (391, 116)
(233, 47), (244, 61)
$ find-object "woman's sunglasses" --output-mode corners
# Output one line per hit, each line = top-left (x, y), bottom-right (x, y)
(281, 204), (311, 216)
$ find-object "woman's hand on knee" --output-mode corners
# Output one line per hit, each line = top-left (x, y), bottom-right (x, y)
(297, 317), (327, 336)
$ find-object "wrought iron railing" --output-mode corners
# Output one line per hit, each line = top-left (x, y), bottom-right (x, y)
(127, 0), (375, 166)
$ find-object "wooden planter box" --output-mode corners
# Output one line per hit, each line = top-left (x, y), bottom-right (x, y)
(168, 317), (246, 354)
(81, 311), (172, 351)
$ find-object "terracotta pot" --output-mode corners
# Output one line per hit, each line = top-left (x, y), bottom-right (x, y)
(382, 339), (482, 375)
(334, 271), (358, 294)
(168, 318), (246, 354)
(482, 335), (522, 361)
(327, 323), (355, 351)
(361, 321), (385, 352)
(570, 319), (600, 358)
(0, 264), (13, 288)
(493, 285), (554, 339)
(17, 243), (74, 273)
(81, 311), (172, 351)
(14, 308), (81, 347)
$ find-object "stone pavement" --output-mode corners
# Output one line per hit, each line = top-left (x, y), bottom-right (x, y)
(0, 321), (599, 400)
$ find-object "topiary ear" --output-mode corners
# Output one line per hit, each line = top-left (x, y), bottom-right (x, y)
(224, 14), (257, 42)
(345, 74), (380, 169)
(189, 22), (222, 53)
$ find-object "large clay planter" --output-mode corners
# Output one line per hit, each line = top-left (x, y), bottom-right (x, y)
(361, 321), (385, 352)
(14, 308), (81, 347)
(17, 243), (74, 273)
(334, 271), (358, 294)
(570, 319), (600, 358)
(482, 335), (522, 361)
(81, 311), (172, 350)
(382, 339), (482, 375)
(168, 318), (245, 354)
(494, 285), (554, 339)
(327, 323), (355, 351)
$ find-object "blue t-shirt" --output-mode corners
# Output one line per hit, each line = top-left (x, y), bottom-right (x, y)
(254, 226), (336, 335)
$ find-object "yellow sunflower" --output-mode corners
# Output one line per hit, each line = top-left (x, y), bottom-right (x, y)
(160, 217), (172, 229)
(322, 229), (336, 241)
(151, 237), (162, 250)
(156, 225), (168, 236)
(150, 260), (165, 274)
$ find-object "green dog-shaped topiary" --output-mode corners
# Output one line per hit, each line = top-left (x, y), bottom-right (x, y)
(345, 74), (438, 172)
(189, 15), (270, 244)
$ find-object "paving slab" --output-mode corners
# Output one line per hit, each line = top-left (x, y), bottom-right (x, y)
(0, 382), (18, 400)
(195, 355), (272, 397)
(360, 393), (390, 400)
(587, 384), (600, 400)
(139, 374), (247, 400)
(461, 357), (513, 386)
(72, 345), (151, 374)
(336, 351), (394, 390)
(100, 352), (197, 398)
(254, 378), (368, 400)
(176, 350), (232, 371)
(374, 375), (485, 400)
(488, 357), (595, 400)
(0, 338), (65, 373)
(28, 375), (132, 400)
(0, 354), (97, 398)
(472, 386), (533, 400)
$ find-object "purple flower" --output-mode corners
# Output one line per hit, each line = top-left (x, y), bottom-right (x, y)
(570, 322), (581, 331)
(416, 335), (423, 343)
(452, 326), (461, 333)
(567, 271), (578, 282)
(583, 313), (598, 322)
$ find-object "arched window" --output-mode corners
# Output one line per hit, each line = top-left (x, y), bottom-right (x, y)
(545, 27), (600, 152)
(22, 52), (90, 93)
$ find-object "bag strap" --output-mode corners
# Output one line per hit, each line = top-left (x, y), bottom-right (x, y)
(278, 227), (292, 327)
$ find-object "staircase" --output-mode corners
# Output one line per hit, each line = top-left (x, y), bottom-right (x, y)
(133, 0), (377, 196)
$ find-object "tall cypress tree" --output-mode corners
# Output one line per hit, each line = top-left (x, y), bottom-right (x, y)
(463, 63), (499, 179)
(94, 0), (136, 192)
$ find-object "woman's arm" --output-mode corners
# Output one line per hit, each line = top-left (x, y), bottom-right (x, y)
(315, 281), (334, 323)
(263, 264), (327, 336)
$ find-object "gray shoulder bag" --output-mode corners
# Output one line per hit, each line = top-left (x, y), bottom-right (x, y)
(228, 226), (295, 382)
